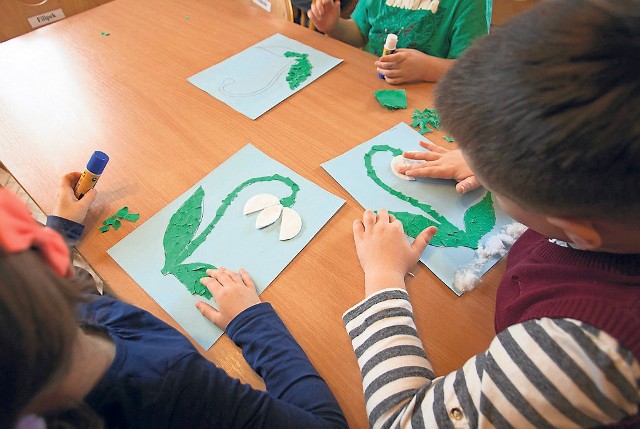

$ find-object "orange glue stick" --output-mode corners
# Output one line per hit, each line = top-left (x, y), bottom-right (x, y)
(74, 151), (109, 199)
(378, 33), (398, 79)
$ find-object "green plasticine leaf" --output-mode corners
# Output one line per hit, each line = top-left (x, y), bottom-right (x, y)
(374, 89), (407, 110)
(162, 187), (205, 273)
(99, 225), (110, 233)
(103, 215), (118, 225)
(169, 263), (216, 299)
(389, 211), (469, 248)
(462, 191), (496, 246)
(112, 219), (122, 230)
(284, 51), (312, 90)
(443, 135), (455, 142)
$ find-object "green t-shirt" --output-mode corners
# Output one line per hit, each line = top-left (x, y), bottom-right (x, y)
(351, 0), (491, 58)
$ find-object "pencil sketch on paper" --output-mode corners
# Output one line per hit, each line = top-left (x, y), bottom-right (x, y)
(187, 33), (342, 119)
(219, 48), (313, 97)
(160, 175), (302, 299)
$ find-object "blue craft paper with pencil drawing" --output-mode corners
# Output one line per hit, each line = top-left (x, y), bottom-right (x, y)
(108, 144), (344, 349)
(322, 123), (514, 295)
(188, 33), (342, 120)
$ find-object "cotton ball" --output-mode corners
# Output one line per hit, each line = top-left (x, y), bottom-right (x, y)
(453, 268), (481, 293)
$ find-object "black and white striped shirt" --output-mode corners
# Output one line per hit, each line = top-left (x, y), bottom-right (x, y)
(343, 289), (640, 428)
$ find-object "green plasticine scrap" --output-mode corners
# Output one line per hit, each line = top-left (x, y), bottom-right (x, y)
(374, 89), (407, 110)
(284, 51), (312, 90)
(411, 108), (441, 135)
(116, 206), (140, 222)
(99, 207), (140, 232)
(443, 135), (455, 142)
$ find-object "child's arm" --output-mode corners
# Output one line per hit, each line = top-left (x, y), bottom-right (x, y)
(196, 268), (348, 428)
(352, 209), (437, 296)
(398, 140), (481, 194)
(308, 0), (365, 48)
(46, 172), (97, 246)
(376, 50), (454, 84)
(345, 293), (640, 427)
(348, 212), (640, 427)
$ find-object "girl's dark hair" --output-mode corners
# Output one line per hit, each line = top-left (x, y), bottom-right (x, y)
(0, 250), (79, 428)
(436, 0), (640, 223)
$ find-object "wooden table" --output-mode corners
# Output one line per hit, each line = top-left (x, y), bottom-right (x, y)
(0, 0), (504, 426)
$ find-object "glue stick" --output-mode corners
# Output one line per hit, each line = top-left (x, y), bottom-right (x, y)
(378, 33), (398, 79)
(74, 151), (109, 199)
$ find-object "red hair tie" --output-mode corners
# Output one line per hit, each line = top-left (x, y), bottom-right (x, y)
(0, 189), (71, 277)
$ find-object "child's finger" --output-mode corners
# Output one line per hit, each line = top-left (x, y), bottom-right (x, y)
(412, 226), (437, 256)
(377, 208), (389, 223)
(201, 274), (223, 295)
(238, 269), (256, 290)
(195, 302), (222, 326)
(80, 188), (98, 206)
(419, 140), (448, 153)
(456, 176), (481, 193)
(353, 219), (365, 239)
(402, 151), (440, 161)
(362, 210), (376, 229)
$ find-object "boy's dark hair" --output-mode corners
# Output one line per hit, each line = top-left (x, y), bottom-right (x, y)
(435, 0), (640, 224)
(0, 250), (79, 428)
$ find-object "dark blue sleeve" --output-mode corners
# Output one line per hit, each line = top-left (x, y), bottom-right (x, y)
(46, 215), (84, 247)
(226, 303), (348, 428)
(82, 298), (347, 429)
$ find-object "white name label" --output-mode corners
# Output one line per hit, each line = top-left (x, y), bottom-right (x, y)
(252, 0), (271, 13)
(28, 8), (66, 29)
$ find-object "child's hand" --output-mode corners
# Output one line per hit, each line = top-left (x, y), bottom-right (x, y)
(353, 209), (437, 297)
(52, 172), (97, 224)
(308, 0), (341, 33)
(196, 268), (261, 330)
(399, 141), (481, 193)
(375, 49), (453, 84)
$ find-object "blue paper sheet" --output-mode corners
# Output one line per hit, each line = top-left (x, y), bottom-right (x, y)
(188, 33), (342, 120)
(108, 144), (344, 349)
(322, 123), (514, 295)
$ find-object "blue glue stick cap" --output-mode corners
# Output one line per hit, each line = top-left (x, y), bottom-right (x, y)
(87, 151), (109, 175)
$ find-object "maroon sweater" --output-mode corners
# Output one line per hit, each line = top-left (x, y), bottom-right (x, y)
(495, 228), (640, 362)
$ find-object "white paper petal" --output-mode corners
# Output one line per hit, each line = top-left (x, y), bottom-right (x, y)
(279, 207), (302, 241)
(390, 155), (423, 181)
(256, 204), (283, 229)
(243, 193), (280, 215)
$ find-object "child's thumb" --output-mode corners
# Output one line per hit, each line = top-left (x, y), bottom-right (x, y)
(456, 176), (481, 194)
(412, 226), (437, 255)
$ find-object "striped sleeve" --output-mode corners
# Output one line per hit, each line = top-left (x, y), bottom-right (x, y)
(343, 289), (640, 429)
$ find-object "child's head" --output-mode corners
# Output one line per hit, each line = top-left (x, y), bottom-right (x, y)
(435, 0), (640, 229)
(0, 190), (79, 428)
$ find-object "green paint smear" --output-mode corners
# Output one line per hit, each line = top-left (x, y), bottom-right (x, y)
(284, 51), (312, 90)
(161, 174), (300, 299)
(365, 145), (495, 249)
(443, 135), (455, 142)
(374, 89), (407, 110)
(411, 108), (440, 135)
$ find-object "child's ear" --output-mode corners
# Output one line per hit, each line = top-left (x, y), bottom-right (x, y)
(546, 217), (602, 250)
